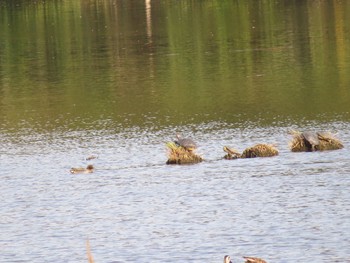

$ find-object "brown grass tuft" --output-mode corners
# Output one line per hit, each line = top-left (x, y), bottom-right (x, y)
(289, 130), (343, 152)
(241, 144), (279, 158)
(224, 144), (278, 159)
(318, 132), (344, 151)
(86, 239), (95, 263)
(166, 142), (203, 164)
(223, 146), (242, 159)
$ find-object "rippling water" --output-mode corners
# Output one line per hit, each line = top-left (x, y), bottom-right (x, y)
(1, 121), (350, 262)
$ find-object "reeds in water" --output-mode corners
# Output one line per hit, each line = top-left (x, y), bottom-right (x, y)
(317, 132), (344, 150)
(241, 144), (279, 158)
(223, 146), (241, 159)
(86, 239), (95, 263)
(289, 131), (307, 152)
(224, 144), (278, 159)
(166, 142), (203, 164)
(289, 131), (343, 152)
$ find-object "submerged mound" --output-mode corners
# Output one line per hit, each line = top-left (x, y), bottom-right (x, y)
(241, 144), (279, 158)
(166, 142), (203, 164)
(224, 144), (278, 159)
(289, 131), (343, 152)
(223, 146), (241, 159)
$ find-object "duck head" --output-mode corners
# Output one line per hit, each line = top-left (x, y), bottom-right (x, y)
(86, 164), (94, 171)
(224, 255), (233, 263)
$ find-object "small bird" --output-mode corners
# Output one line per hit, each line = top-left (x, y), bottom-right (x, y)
(224, 255), (233, 263)
(243, 256), (267, 263)
(70, 165), (94, 174)
(224, 255), (267, 263)
(86, 155), (98, 161)
(174, 134), (197, 151)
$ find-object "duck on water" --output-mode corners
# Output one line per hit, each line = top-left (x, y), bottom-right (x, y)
(70, 165), (94, 174)
(224, 255), (267, 263)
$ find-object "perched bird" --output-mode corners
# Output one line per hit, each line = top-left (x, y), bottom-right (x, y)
(224, 255), (233, 263)
(174, 134), (197, 151)
(301, 131), (320, 151)
(243, 256), (267, 263)
(70, 165), (94, 174)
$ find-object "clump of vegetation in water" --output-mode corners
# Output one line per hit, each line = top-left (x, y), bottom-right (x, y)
(224, 144), (278, 159)
(166, 141), (203, 164)
(223, 146), (242, 159)
(241, 143), (279, 158)
(289, 130), (343, 152)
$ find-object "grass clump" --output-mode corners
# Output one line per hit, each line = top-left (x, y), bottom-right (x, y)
(166, 142), (203, 164)
(223, 146), (241, 159)
(289, 130), (343, 152)
(224, 144), (278, 159)
(241, 144), (279, 158)
(86, 239), (95, 263)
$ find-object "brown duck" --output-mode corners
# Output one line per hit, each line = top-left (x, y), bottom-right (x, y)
(224, 255), (267, 263)
(243, 256), (267, 263)
(70, 165), (94, 174)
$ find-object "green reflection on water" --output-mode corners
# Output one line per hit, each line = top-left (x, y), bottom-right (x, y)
(0, 0), (349, 131)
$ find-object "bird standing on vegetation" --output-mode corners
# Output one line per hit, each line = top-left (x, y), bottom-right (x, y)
(301, 131), (320, 151)
(174, 133), (197, 152)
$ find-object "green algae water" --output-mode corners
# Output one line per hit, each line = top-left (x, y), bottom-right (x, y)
(1, 0), (350, 130)
(1, 1), (350, 262)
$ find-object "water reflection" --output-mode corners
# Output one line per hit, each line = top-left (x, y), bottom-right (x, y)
(145, 0), (152, 43)
(0, 0), (350, 131)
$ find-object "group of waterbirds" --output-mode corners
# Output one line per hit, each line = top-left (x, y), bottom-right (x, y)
(224, 255), (267, 263)
(70, 131), (343, 172)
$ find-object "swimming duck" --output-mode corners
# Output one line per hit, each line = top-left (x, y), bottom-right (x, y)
(86, 155), (98, 161)
(243, 256), (267, 263)
(224, 255), (233, 263)
(70, 165), (94, 174)
(224, 255), (267, 263)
